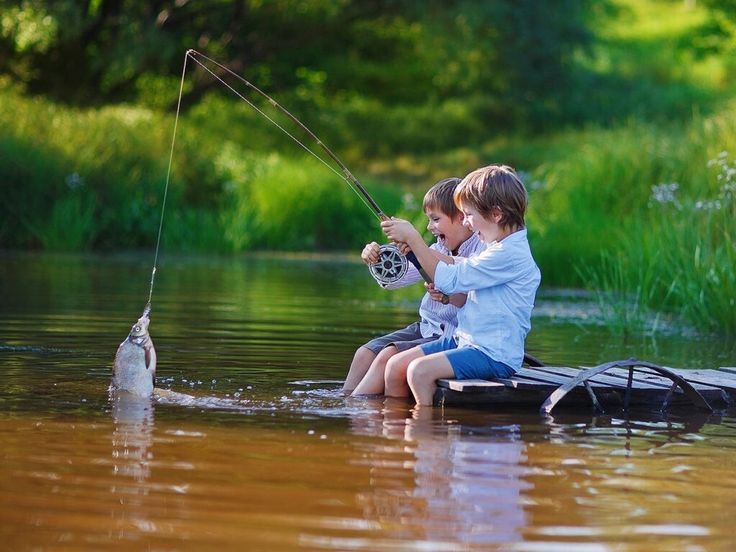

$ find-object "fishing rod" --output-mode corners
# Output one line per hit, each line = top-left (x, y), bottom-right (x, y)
(183, 49), (443, 292)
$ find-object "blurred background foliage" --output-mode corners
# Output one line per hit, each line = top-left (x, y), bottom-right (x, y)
(0, 0), (735, 333)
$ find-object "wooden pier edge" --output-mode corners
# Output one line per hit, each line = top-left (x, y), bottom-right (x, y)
(434, 360), (736, 414)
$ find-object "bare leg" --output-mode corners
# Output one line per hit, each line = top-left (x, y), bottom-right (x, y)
(342, 346), (377, 394)
(352, 345), (398, 396)
(384, 346), (426, 398)
(407, 353), (455, 406)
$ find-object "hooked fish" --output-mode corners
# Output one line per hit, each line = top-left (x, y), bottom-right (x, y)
(111, 304), (156, 397)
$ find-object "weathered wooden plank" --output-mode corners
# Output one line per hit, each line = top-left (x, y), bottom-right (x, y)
(515, 368), (610, 389)
(598, 367), (730, 404)
(437, 377), (557, 394)
(434, 386), (551, 406)
(603, 367), (724, 392)
(440, 371), (656, 410)
(433, 384), (612, 408)
(524, 367), (725, 408)
(530, 366), (671, 391)
(668, 368), (736, 392)
(442, 379), (505, 392)
(436, 363), (736, 411)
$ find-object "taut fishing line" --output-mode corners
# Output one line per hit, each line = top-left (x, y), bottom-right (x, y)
(146, 50), (190, 313)
(147, 48), (441, 306)
(186, 50), (382, 221)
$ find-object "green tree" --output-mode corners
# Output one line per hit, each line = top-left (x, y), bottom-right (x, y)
(0, 0), (598, 132)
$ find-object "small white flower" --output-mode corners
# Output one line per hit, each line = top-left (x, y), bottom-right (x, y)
(65, 172), (84, 190)
(649, 182), (680, 208)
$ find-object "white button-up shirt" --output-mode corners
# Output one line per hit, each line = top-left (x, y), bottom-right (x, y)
(383, 232), (484, 339)
(434, 229), (540, 370)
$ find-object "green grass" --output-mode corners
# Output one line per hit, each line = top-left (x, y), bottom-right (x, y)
(1, 0), (736, 335)
(559, 137), (736, 336)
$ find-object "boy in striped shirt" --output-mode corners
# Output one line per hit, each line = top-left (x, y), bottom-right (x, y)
(381, 165), (541, 405)
(343, 177), (484, 396)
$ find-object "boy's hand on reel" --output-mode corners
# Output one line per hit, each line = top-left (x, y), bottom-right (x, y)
(381, 217), (421, 245)
(361, 242), (381, 265)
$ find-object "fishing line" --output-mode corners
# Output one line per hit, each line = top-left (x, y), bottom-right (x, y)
(184, 50), (423, 288)
(146, 49), (190, 310)
(185, 49), (382, 220)
(147, 49), (434, 298)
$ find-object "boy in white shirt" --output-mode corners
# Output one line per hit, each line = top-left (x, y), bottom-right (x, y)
(381, 165), (541, 405)
(343, 177), (484, 396)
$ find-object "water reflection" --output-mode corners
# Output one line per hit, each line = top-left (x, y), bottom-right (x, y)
(109, 391), (156, 539)
(342, 401), (528, 547)
(2, 252), (736, 550)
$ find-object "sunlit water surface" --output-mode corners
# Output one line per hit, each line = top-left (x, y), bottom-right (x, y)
(1, 251), (735, 551)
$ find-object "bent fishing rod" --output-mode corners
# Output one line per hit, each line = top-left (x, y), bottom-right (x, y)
(177, 49), (444, 294)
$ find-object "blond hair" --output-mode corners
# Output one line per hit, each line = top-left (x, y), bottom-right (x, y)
(454, 165), (527, 229)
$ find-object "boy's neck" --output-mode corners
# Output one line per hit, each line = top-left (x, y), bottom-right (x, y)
(497, 225), (523, 242)
(448, 229), (474, 255)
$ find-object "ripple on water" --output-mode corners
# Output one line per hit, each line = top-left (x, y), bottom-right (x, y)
(1, 252), (736, 550)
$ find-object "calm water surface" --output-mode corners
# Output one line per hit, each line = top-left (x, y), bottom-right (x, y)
(1, 251), (735, 551)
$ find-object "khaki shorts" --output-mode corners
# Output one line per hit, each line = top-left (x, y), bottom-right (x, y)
(363, 321), (440, 355)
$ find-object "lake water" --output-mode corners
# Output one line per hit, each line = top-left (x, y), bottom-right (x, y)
(1, 251), (735, 550)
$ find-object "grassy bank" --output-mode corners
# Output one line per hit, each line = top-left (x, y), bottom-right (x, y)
(2, 0), (736, 335)
(526, 112), (736, 336)
(0, 84), (406, 253)
(1, 83), (734, 335)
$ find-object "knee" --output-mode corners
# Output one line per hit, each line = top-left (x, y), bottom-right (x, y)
(384, 355), (404, 387)
(406, 359), (424, 388)
(375, 345), (396, 365)
(353, 346), (376, 364)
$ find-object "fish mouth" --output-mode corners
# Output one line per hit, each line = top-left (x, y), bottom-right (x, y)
(128, 303), (152, 337)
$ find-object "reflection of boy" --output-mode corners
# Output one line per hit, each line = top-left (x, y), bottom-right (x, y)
(381, 165), (541, 405)
(342, 178), (483, 395)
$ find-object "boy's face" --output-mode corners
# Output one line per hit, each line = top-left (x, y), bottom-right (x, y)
(460, 203), (504, 243)
(425, 207), (473, 251)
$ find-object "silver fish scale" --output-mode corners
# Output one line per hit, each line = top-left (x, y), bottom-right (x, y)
(112, 313), (156, 397)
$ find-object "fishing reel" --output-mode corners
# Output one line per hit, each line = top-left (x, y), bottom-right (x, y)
(368, 244), (409, 287)
(368, 244), (451, 304)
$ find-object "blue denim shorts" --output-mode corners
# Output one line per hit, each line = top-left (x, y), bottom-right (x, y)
(420, 336), (515, 380)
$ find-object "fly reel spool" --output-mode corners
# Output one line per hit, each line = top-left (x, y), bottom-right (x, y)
(368, 244), (409, 287)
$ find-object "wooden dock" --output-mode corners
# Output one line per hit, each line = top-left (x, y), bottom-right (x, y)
(434, 359), (736, 414)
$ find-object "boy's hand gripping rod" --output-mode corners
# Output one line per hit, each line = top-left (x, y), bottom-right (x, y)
(184, 49), (446, 298)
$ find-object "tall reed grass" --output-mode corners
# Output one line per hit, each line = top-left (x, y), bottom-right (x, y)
(1, 81), (735, 335)
(0, 85), (402, 253)
(531, 113), (736, 336)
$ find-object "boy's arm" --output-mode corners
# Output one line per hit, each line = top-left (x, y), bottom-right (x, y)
(362, 241), (423, 289)
(426, 283), (467, 307)
(381, 218), (452, 281)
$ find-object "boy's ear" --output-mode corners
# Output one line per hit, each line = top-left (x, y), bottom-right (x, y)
(491, 206), (504, 223)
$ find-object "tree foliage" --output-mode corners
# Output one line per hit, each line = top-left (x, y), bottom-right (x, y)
(0, 0), (598, 129)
